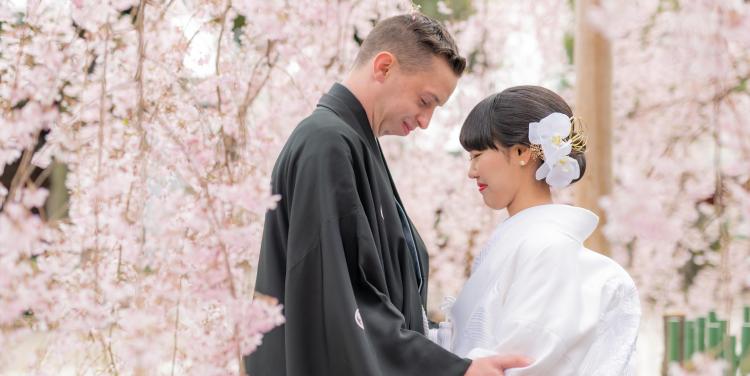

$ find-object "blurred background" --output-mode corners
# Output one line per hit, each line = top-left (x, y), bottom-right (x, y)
(1, 0), (748, 374)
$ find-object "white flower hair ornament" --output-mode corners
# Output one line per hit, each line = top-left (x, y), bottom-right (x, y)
(528, 112), (587, 188)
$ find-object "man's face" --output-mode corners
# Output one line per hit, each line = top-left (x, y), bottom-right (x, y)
(373, 55), (459, 137)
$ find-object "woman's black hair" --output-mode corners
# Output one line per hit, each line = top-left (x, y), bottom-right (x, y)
(459, 85), (587, 184)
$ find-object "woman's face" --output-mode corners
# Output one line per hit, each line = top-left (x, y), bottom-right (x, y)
(467, 145), (525, 210)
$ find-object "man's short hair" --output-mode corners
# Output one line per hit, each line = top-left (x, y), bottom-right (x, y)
(353, 13), (466, 76)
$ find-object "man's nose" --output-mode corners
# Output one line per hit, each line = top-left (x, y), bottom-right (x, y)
(416, 109), (434, 129)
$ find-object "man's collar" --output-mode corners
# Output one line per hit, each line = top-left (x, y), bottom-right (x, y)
(317, 83), (378, 151)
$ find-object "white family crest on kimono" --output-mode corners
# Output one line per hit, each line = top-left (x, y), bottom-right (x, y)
(443, 204), (641, 375)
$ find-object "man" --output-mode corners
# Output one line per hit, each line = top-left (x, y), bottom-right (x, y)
(246, 13), (529, 376)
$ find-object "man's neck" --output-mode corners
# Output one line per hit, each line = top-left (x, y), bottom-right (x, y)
(341, 76), (378, 137)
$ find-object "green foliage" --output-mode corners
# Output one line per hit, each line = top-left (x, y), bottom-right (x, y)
(413, 0), (474, 22)
(563, 31), (574, 65)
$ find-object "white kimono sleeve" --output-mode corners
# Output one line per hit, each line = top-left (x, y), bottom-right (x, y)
(579, 280), (641, 375)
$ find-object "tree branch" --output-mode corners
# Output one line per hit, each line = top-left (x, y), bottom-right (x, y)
(214, 1), (232, 115)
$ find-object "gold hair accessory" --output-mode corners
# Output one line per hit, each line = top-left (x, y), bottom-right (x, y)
(568, 116), (587, 154)
(530, 145), (544, 161)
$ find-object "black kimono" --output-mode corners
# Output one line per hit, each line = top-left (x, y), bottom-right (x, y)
(245, 84), (471, 376)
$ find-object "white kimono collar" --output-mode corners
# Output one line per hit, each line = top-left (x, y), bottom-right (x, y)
(500, 204), (599, 244)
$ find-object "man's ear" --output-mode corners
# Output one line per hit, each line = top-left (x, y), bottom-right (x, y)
(372, 52), (395, 83)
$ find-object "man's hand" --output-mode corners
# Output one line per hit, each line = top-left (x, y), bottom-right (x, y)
(464, 354), (531, 376)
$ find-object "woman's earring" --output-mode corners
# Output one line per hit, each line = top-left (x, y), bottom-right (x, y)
(520, 160), (527, 166)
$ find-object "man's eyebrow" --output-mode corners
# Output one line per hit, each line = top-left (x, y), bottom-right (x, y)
(431, 93), (443, 106)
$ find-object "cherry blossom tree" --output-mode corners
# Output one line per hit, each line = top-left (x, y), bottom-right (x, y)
(589, 0), (750, 316)
(588, 1), (750, 372)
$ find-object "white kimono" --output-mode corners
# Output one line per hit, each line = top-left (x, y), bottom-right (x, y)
(449, 204), (641, 375)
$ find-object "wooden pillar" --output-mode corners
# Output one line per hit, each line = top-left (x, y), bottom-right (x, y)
(574, 0), (613, 255)
(46, 161), (69, 221)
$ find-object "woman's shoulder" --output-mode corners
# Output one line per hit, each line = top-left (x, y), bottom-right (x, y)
(580, 247), (637, 288)
(512, 224), (636, 286)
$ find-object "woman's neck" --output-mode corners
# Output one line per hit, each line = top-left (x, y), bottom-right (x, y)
(506, 183), (553, 217)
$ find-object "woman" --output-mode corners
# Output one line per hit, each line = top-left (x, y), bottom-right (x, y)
(447, 86), (641, 375)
